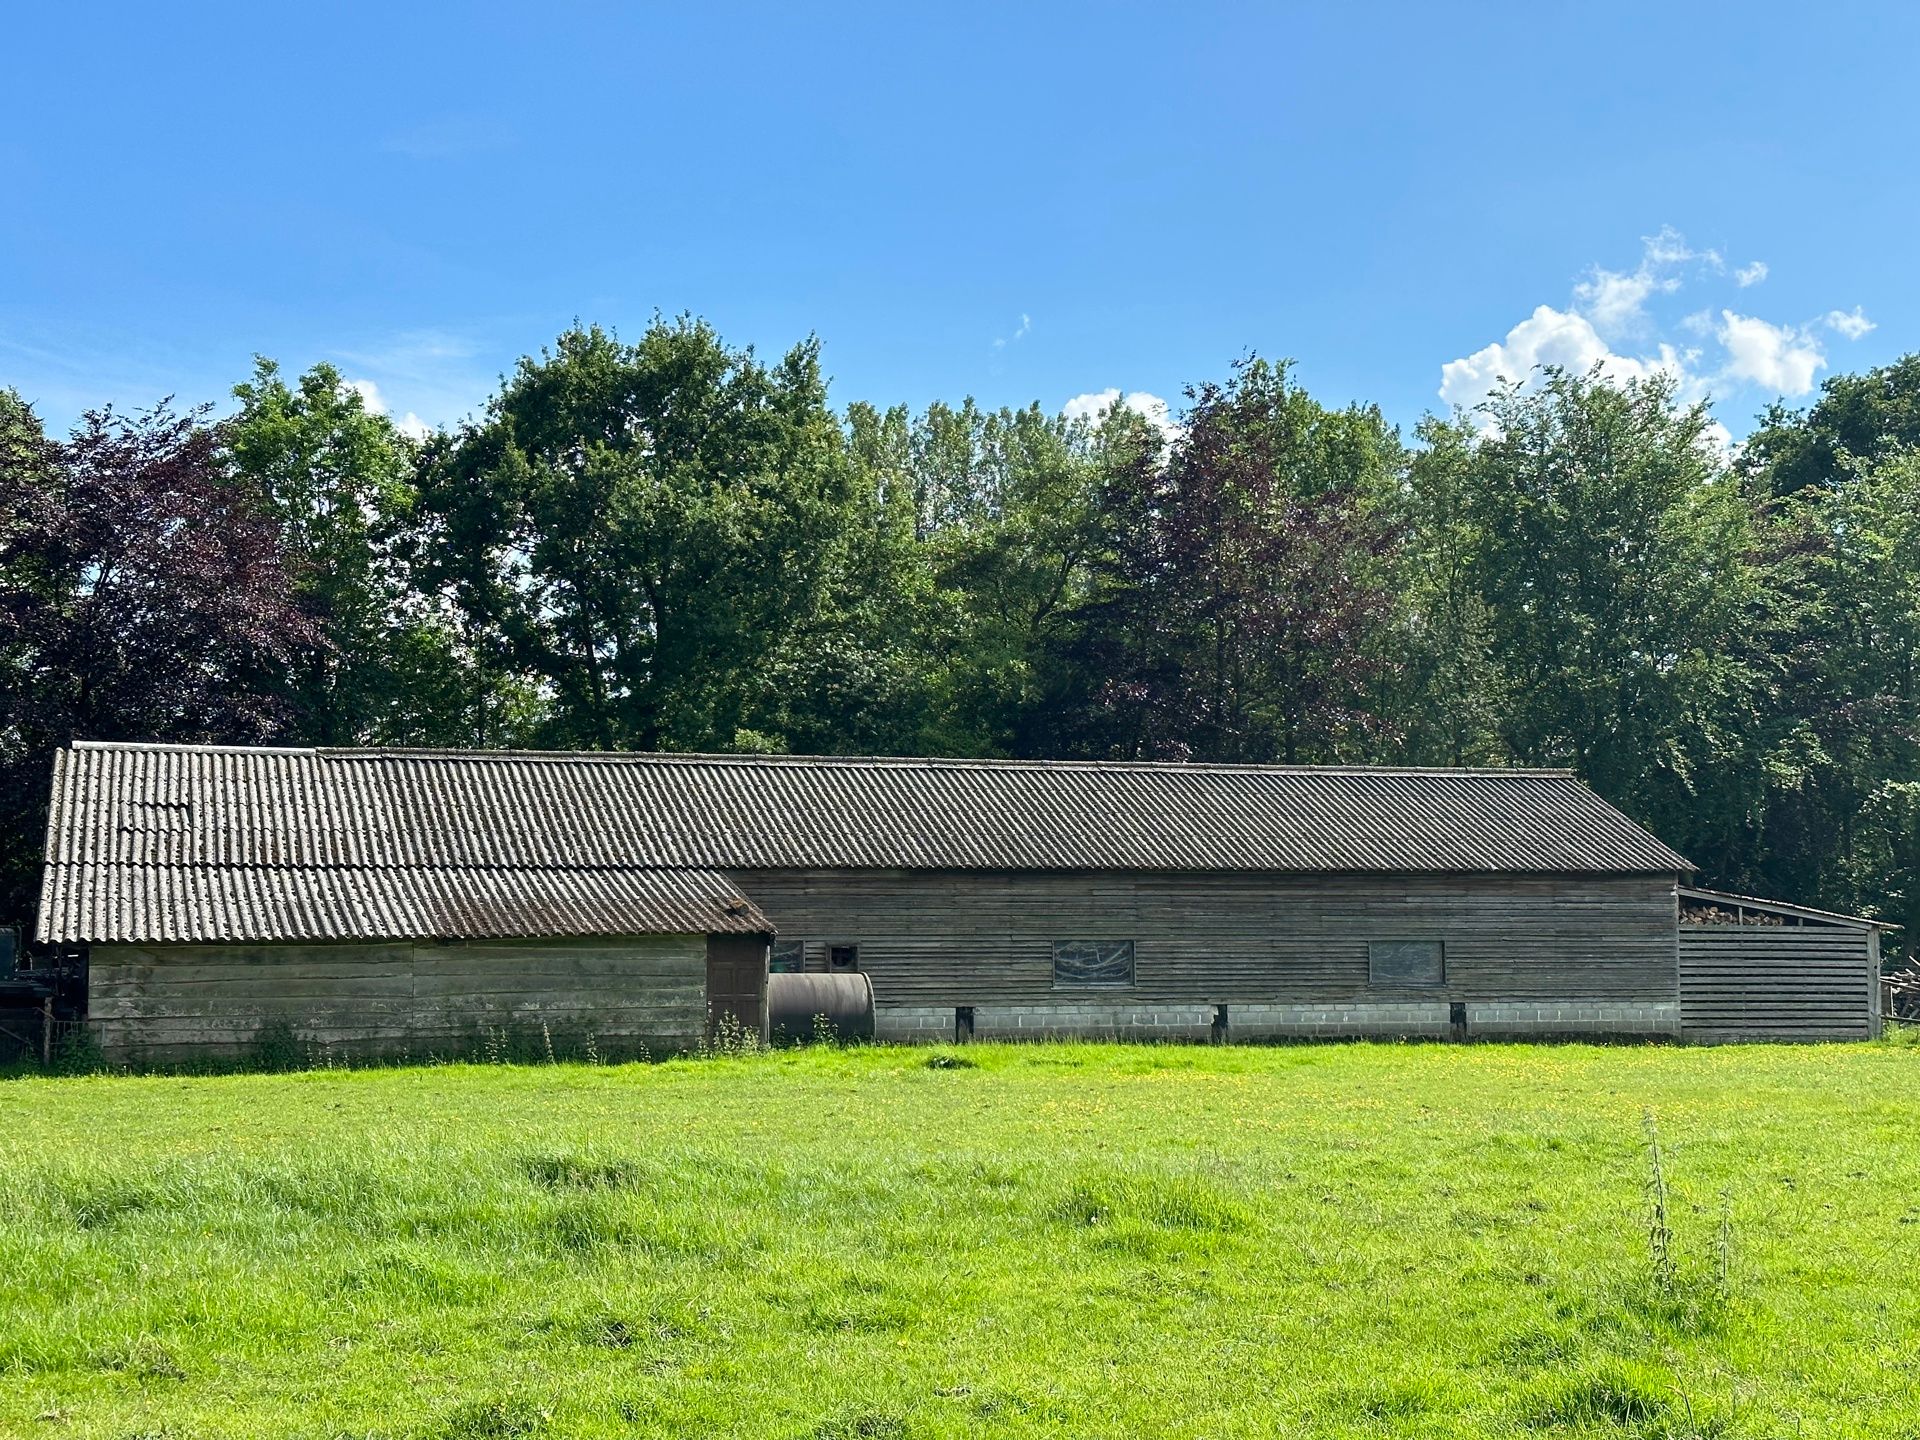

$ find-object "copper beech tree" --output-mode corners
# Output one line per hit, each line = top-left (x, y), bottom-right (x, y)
(1063, 358), (1403, 764)
(0, 394), (317, 915)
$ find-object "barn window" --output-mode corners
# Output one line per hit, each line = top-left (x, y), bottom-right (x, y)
(770, 939), (805, 973)
(828, 943), (860, 972)
(1053, 940), (1134, 987)
(1369, 940), (1444, 987)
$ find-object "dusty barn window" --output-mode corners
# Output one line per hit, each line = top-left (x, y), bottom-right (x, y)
(1053, 940), (1134, 987)
(770, 939), (806, 973)
(828, 943), (860, 972)
(1369, 939), (1444, 987)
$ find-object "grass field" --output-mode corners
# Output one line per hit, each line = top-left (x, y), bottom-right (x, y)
(3, 1040), (1917, 1439)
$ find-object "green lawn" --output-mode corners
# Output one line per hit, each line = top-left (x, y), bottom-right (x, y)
(3, 1041), (1917, 1439)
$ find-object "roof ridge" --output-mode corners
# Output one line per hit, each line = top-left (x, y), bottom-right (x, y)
(39, 859), (746, 876)
(70, 740), (319, 755)
(70, 740), (1576, 778)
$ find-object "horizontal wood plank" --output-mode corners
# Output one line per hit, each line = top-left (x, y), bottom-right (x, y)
(89, 935), (708, 1061)
(736, 868), (1682, 1010)
(1678, 927), (1872, 1040)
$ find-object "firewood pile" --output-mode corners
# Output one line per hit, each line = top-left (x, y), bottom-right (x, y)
(1680, 903), (1785, 926)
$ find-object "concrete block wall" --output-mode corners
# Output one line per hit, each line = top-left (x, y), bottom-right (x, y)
(972, 1003), (1216, 1042)
(874, 1005), (961, 1043)
(1467, 1000), (1680, 1036)
(875, 997), (1681, 1044)
(1230, 1001), (1451, 1039)
(875, 1002), (1216, 1042)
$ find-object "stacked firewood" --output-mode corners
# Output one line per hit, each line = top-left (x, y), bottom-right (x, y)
(1680, 903), (1784, 927)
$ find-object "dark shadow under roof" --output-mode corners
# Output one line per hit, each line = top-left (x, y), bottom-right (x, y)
(38, 743), (1693, 945)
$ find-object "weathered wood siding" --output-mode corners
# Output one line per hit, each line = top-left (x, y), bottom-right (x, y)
(731, 869), (1680, 1029)
(88, 935), (707, 1064)
(1678, 925), (1877, 1042)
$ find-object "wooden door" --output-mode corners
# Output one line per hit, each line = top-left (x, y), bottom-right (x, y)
(705, 934), (769, 1042)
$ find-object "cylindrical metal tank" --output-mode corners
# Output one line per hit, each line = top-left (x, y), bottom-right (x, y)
(768, 971), (875, 1043)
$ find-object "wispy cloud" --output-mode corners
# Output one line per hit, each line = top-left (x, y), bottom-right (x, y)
(330, 328), (491, 433)
(0, 323), (231, 429)
(992, 313), (1032, 351)
(1735, 260), (1769, 287)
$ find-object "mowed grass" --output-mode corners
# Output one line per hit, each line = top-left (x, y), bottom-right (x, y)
(3, 1041), (1918, 1439)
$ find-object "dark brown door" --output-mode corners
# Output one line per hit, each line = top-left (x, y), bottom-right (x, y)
(706, 934), (769, 1041)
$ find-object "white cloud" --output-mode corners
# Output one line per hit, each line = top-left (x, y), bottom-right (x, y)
(1824, 306), (1876, 340)
(1571, 269), (1661, 338)
(1441, 228), (1871, 419)
(1717, 311), (1825, 396)
(1699, 419), (1736, 461)
(1062, 388), (1179, 443)
(343, 377), (435, 440)
(1439, 305), (1693, 415)
(992, 313), (1032, 351)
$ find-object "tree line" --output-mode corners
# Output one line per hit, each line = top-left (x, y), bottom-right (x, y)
(4, 318), (1919, 948)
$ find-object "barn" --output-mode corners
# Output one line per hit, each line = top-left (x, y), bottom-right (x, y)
(33, 741), (1887, 1063)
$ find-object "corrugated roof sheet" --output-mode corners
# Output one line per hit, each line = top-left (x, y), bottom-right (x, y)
(37, 743), (1692, 945)
(38, 859), (770, 946)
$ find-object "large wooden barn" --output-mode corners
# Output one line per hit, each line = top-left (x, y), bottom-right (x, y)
(34, 742), (1887, 1063)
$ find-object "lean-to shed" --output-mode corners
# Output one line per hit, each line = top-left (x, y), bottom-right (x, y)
(1677, 887), (1890, 1042)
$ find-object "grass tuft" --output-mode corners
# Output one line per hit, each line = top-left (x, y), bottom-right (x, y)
(521, 1152), (643, 1192)
(1523, 1359), (1673, 1430)
(92, 1335), (188, 1383)
(1052, 1170), (1248, 1233)
(59, 1173), (165, 1229)
(429, 1395), (550, 1439)
(811, 1410), (907, 1440)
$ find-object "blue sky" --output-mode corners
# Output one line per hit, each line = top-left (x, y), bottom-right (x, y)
(3, 3), (1915, 443)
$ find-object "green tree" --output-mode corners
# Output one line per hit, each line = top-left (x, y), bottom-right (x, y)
(1751, 444), (1920, 939)
(919, 403), (1109, 755)
(417, 320), (852, 752)
(1820, 448), (1920, 936)
(751, 400), (940, 755)
(1730, 352), (1920, 933)
(1382, 414), (1504, 766)
(1742, 353), (1920, 497)
(1461, 367), (1766, 868)
(756, 398), (1115, 759)
(225, 359), (475, 744)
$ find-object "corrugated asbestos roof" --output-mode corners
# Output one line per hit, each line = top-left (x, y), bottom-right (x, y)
(37, 742), (1692, 945)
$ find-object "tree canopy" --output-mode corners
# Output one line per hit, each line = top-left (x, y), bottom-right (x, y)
(3, 328), (1918, 951)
